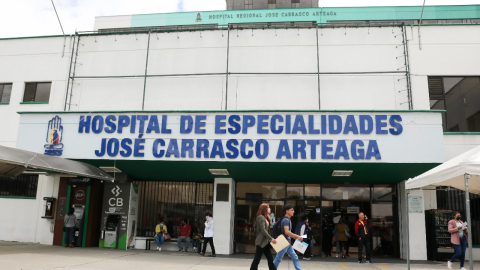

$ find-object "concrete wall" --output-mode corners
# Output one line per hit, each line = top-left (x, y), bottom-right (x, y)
(444, 134), (480, 161)
(0, 175), (59, 244)
(0, 36), (72, 147)
(62, 27), (410, 112)
(406, 25), (480, 110)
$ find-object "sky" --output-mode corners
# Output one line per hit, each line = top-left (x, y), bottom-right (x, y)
(0, 0), (479, 38)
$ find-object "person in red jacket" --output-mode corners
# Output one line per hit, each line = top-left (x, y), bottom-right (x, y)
(355, 212), (373, 264)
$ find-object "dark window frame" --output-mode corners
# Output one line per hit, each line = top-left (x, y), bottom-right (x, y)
(0, 174), (39, 198)
(428, 76), (480, 132)
(0, 83), (13, 103)
(22, 82), (52, 103)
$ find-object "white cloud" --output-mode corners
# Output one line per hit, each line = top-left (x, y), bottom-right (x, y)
(0, 0), (478, 38)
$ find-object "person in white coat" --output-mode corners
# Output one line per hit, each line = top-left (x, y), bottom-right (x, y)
(200, 213), (216, 257)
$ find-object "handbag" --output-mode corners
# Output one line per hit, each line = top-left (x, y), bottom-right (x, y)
(345, 226), (351, 238)
(164, 233), (171, 240)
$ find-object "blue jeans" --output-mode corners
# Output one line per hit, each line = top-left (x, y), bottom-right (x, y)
(274, 245), (301, 270)
(64, 227), (75, 245)
(177, 236), (191, 251)
(450, 236), (467, 267)
(155, 234), (165, 248)
(192, 238), (199, 248)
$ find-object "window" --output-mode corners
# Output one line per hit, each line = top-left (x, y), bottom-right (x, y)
(428, 76), (480, 132)
(134, 181), (213, 237)
(236, 182), (285, 199)
(0, 83), (12, 104)
(322, 184), (370, 200)
(23, 82), (51, 103)
(0, 174), (39, 198)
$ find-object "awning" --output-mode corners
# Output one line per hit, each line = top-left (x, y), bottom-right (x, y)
(404, 145), (480, 270)
(0, 145), (114, 181)
(405, 145), (480, 194)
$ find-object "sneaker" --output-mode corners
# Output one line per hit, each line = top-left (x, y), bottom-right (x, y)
(366, 260), (373, 264)
(447, 261), (452, 269)
(303, 257), (311, 261)
(193, 247), (197, 251)
(460, 268), (467, 270)
(336, 254), (339, 258)
(210, 254), (216, 257)
(358, 261), (363, 263)
(199, 252), (205, 256)
(184, 249), (187, 252)
(158, 248), (161, 251)
(179, 248), (183, 252)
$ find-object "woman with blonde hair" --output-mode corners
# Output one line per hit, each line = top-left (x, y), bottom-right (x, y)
(250, 203), (277, 270)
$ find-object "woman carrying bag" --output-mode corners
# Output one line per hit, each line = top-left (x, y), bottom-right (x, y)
(447, 211), (468, 270)
(250, 203), (277, 270)
(335, 218), (350, 259)
(64, 208), (76, 248)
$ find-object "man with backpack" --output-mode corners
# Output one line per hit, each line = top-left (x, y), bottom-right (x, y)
(273, 204), (303, 270)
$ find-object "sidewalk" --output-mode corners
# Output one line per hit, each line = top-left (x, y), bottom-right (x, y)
(0, 241), (477, 270)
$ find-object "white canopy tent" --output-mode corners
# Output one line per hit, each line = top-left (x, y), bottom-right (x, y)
(405, 145), (480, 270)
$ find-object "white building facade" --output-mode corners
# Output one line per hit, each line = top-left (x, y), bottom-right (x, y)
(0, 5), (479, 260)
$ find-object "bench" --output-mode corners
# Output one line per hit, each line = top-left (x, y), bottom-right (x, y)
(136, 236), (210, 253)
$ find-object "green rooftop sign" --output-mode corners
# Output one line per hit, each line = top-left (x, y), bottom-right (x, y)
(131, 5), (480, 27)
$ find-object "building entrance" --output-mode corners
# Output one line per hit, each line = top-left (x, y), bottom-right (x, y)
(234, 183), (399, 257)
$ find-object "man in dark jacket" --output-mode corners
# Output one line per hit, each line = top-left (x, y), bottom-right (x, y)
(322, 215), (334, 257)
(355, 212), (373, 263)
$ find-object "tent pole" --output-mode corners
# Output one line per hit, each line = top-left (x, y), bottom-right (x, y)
(405, 186), (410, 270)
(464, 173), (473, 270)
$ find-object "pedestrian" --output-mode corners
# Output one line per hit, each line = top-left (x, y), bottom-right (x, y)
(250, 203), (277, 270)
(192, 231), (201, 252)
(177, 219), (191, 252)
(155, 220), (167, 251)
(273, 204), (303, 270)
(200, 213), (216, 257)
(322, 215), (334, 257)
(294, 215), (313, 261)
(64, 208), (76, 248)
(333, 227), (339, 257)
(447, 211), (468, 270)
(344, 216), (354, 257)
(355, 212), (373, 263)
(335, 218), (350, 259)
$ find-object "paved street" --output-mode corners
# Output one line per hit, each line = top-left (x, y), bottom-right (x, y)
(0, 241), (476, 270)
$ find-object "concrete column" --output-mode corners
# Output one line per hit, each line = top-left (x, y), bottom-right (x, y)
(212, 178), (235, 255)
(407, 189), (428, 260)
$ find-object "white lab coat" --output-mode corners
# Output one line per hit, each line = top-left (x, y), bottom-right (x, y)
(204, 217), (214, 237)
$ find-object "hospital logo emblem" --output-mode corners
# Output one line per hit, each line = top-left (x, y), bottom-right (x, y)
(195, 13), (202, 22)
(44, 115), (64, 156)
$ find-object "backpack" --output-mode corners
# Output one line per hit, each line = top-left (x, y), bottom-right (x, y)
(272, 217), (290, 238)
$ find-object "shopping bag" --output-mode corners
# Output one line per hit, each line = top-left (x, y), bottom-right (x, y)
(345, 227), (351, 238)
(292, 239), (308, 254)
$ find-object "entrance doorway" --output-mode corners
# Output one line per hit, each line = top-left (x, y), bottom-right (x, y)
(234, 183), (399, 257)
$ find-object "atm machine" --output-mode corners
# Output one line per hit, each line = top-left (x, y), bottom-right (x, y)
(104, 215), (121, 248)
(72, 204), (85, 247)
